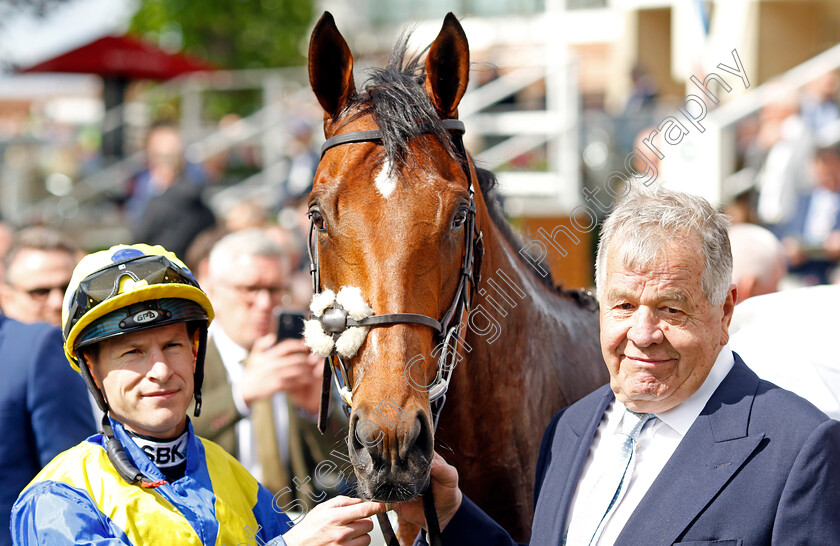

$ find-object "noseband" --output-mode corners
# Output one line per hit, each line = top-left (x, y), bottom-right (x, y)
(307, 119), (484, 546)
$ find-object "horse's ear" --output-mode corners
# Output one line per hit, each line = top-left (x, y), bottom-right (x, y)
(425, 13), (470, 119)
(309, 11), (356, 121)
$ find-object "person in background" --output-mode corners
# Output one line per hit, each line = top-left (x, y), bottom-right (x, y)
(130, 123), (216, 259)
(0, 313), (95, 546)
(755, 82), (815, 228)
(728, 222), (787, 302)
(184, 226), (229, 287)
(193, 229), (348, 511)
(126, 122), (205, 224)
(282, 118), (319, 206)
(777, 145), (840, 285)
(0, 226), (79, 326)
(11, 243), (383, 545)
(224, 199), (268, 232)
(730, 284), (840, 420)
(0, 221), (13, 283)
(396, 186), (840, 545)
(264, 223), (312, 309)
(800, 71), (840, 134)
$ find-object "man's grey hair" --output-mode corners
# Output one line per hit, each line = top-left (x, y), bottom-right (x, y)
(595, 186), (733, 306)
(207, 228), (287, 275)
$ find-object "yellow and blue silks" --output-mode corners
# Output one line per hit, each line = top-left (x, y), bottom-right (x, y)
(11, 418), (292, 545)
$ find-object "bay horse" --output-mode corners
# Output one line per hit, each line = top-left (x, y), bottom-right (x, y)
(306, 12), (607, 542)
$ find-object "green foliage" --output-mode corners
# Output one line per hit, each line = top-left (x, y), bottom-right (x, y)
(129, 0), (314, 70)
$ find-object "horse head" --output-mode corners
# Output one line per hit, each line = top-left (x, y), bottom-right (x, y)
(307, 12), (478, 502)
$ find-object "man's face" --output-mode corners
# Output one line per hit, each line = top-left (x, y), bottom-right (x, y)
(1, 248), (75, 326)
(89, 323), (196, 438)
(147, 127), (184, 190)
(206, 254), (288, 350)
(599, 235), (736, 414)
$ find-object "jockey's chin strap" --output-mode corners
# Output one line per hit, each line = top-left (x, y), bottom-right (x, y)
(310, 118), (483, 546)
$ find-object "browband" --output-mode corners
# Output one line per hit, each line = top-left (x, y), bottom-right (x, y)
(320, 119), (466, 157)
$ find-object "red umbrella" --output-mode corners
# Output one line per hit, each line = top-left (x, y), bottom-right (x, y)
(19, 34), (214, 159)
(19, 34), (213, 80)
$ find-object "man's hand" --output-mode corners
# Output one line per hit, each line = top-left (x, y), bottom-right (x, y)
(390, 452), (463, 532)
(239, 335), (324, 414)
(281, 496), (386, 546)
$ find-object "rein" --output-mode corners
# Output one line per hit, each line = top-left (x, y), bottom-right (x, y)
(308, 118), (483, 545)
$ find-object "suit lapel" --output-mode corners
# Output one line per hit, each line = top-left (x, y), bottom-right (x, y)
(531, 386), (614, 546)
(616, 358), (764, 545)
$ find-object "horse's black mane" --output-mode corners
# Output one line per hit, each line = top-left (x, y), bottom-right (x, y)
(345, 31), (595, 307)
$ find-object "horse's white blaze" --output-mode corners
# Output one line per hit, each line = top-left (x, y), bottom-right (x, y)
(375, 158), (398, 197)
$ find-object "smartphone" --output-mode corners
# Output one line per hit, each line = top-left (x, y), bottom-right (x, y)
(273, 309), (306, 341)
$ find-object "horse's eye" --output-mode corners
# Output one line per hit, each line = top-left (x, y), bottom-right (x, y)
(452, 207), (468, 230)
(309, 209), (327, 232)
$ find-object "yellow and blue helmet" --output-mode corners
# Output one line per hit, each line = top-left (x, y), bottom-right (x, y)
(62, 244), (214, 415)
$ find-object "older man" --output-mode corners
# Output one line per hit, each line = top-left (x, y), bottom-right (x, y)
(398, 187), (840, 545)
(0, 226), (78, 326)
(193, 229), (347, 510)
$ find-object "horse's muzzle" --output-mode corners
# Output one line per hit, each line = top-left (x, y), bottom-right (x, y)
(348, 406), (434, 502)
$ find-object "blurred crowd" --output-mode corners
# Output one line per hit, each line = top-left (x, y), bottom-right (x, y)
(726, 71), (840, 292)
(621, 68), (840, 297)
(2, 58), (840, 545)
(0, 115), (344, 546)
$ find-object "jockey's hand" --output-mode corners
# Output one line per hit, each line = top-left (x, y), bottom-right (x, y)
(389, 452), (463, 532)
(281, 496), (385, 546)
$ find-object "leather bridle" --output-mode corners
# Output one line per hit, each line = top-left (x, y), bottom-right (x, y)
(307, 118), (483, 546)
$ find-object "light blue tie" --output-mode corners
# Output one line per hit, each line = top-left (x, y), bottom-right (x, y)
(564, 409), (655, 546)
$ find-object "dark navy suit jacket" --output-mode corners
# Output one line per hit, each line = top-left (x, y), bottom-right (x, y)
(423, 355), (840, 545)
(0, 315), (95, 546)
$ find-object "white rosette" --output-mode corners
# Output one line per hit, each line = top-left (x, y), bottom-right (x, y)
(303, 286), (374, 358)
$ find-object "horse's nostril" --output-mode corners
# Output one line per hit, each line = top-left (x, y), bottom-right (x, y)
(399, 414), (424, 460)
(350, 410), (388, 462)
(413, 412), (434, 461)
(349, 413), (361, 451)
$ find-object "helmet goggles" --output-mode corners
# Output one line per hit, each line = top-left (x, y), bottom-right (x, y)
(64, 254), (200, 341)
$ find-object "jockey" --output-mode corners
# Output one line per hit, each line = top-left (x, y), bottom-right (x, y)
(11, 244), (383, 545)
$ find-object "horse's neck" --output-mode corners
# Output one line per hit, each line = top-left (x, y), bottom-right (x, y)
(468, 220), (570, 351)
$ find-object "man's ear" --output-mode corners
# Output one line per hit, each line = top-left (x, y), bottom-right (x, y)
(720, 284), (737, 346)
(191, 328), (200, 371)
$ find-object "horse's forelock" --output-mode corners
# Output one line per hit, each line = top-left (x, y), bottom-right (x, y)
(347, 30), (457, 174)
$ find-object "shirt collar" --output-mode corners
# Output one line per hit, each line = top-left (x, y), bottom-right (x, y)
(655, 344), (735, 436)
(208, 321), (249, 368)
(110, 416), (201, 478)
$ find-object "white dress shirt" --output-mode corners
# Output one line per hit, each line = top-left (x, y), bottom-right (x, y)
(565, 346), (735, 545)
(208, 322), (289, 484)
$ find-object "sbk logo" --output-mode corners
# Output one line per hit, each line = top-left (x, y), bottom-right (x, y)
(142, 441), (186, 466)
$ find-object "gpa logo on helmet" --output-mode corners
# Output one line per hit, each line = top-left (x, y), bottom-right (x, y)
(134, 310), (160, 324)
